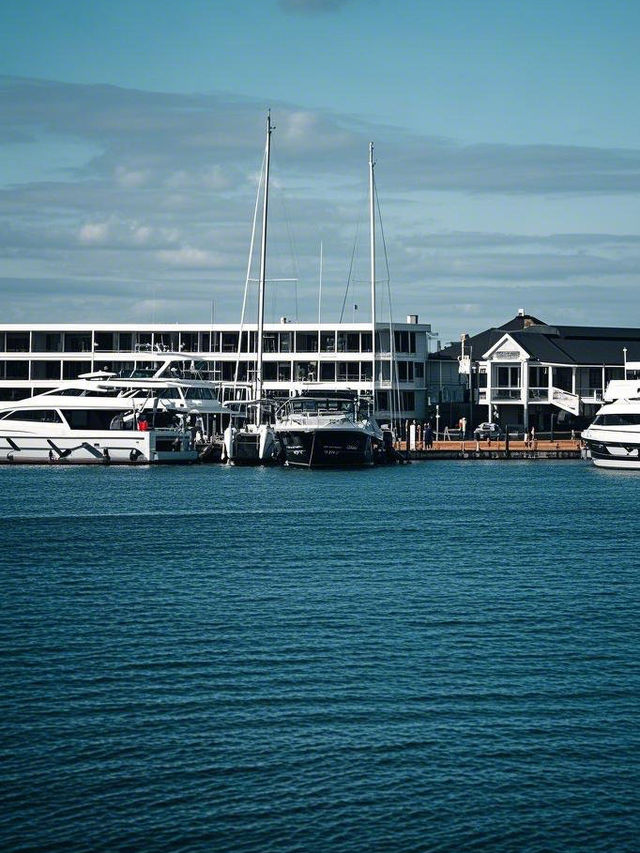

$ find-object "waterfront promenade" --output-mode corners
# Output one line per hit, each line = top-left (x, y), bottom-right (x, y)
(400, 437), (583, 460)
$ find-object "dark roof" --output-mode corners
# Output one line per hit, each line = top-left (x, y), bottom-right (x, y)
(432, 314), (640, 365)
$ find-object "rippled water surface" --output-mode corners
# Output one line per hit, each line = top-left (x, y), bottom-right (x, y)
(1, 461), (638, 852)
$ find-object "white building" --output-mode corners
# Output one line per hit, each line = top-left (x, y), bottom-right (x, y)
(0, 317), (435, 421)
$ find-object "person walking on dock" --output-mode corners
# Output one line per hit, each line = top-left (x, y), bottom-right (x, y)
(425, 422), (433, 449)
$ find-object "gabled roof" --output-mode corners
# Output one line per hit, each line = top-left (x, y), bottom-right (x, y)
(433, 313), (543, 361)
(432, 314), (640, 365)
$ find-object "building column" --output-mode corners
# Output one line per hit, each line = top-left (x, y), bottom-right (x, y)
(521, 358), (529, 430)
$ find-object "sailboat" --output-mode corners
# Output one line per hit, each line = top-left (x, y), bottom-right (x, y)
(223, 114), (278, 464)
(273, 142), (385, 467)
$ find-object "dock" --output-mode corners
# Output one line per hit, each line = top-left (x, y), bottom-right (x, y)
(397, 438), (583, 461)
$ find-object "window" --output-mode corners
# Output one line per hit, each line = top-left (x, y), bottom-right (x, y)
(497, 366), (520, 387)
(180, 332), (198, 352)
(376, 330), (390, 353)
(395, 331), (409, 353)
(63, 361), (91, 380)
(6, 361), (29, 380)
(400, 391), (415, 411)
(360, 361), (372, 381)
(64, 333), (92, 353)
(553, 366), (572, 392)
(30, 361), (61, 380)
(263, 334), (278, 353)
(320, 362), (335, 381)
(3, 409), (62, 422)
(279, 332), (292, 353)
(376, 390), (389, 410)
(222, 333), (239, 353)
(361, 332), (372, 353)
(94, 332), (115, 351)
(294, 361), (317, 381)
(337, 361), (359, 382)
(296, 332), (318, 353)
(529, 365), (548, 387)
(593, 413), (640, 426)
(397, 361), (414, 382)
(320, 332), (335, 352)
(31, 332), (62, 352)
(277, 362), (291, 382)
(337, 332), (359, 353)
(6, 333), (29, 352)
(62, 409), (123, 430)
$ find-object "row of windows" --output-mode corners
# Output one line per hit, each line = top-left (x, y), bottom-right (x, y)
(0, 359), (424, 383)
(0, 329), (420, 355)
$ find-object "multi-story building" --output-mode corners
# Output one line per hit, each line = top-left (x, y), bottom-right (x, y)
(0, 316), (435, 422)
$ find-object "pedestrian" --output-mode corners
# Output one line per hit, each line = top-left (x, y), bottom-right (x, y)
(425, 422), (433, 449)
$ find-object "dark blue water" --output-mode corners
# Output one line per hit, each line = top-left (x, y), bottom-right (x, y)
(0, 461), (638, 852)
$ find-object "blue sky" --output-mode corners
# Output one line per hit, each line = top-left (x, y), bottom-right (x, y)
(1, 0), (639, 343)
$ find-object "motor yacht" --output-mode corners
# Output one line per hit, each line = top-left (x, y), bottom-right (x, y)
(582, 398), (640, 469)
(274, 391), (383, 467)
(0, 355), (226, 465)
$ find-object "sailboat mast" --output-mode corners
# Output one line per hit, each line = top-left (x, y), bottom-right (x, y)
(369, 142), (376, 407)
(256, 112), (272, 424)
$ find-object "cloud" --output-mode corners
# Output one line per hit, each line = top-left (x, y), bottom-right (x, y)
(0, 76), (639, 342)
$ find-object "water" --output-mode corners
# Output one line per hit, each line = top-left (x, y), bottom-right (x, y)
(0, 461), (638, 852)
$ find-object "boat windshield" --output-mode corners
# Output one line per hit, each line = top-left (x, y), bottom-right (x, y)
(287, 398), (354, 415)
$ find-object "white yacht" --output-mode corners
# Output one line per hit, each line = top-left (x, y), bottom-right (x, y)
(0, 354), (226, 465)
(582, 397), (640, 469)
(274, 391), (383, 468)
(582, 357), (640, 469)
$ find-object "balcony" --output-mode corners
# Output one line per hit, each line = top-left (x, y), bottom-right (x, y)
(491, 387), (521, 401)
(528, 387), (549, 401)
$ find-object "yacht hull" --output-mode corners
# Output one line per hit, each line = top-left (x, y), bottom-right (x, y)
(278, 428), (375, 468)
(0, 431), (197, 465)
(583, 439), (640, 470)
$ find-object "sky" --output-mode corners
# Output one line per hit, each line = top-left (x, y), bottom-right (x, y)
(1, 0), (639, 345)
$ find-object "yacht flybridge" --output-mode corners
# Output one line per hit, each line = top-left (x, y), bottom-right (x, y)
(0, 354), (226, 465)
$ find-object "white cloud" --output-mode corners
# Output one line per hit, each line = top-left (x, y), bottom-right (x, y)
(79, 222), (109, 244)
(1, 76), (639, 342)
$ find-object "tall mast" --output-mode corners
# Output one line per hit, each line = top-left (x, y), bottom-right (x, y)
(369, 141), (376, 406)
(256, 112), (272, 425)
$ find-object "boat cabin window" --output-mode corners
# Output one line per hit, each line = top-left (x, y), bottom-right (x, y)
(156, 387), (181, 399)
(43, 388), (85, 396)
(2, 408), (62, 422)
(593, 413), (640, 426)
(61, 409), (128, 430)
(184, 387), (215, 400)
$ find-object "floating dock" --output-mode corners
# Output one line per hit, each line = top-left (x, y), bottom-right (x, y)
(398, 438), (583, 461)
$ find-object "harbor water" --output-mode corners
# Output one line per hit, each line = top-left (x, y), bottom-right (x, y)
(1, 461), (638, 852)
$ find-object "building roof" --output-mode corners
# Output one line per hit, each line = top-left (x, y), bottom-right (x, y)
(433, 314), (640, 366)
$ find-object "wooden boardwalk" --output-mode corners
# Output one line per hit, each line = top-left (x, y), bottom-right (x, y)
(397, 438), (583, 461)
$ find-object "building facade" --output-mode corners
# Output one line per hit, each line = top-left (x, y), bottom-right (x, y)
(429, 311), (640, 434)
(0, 317), (435, 421)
